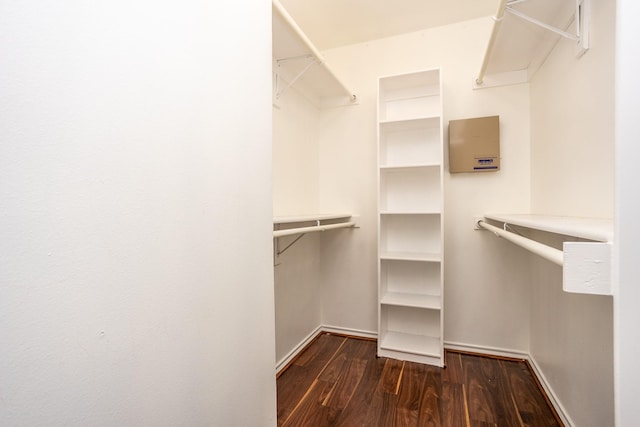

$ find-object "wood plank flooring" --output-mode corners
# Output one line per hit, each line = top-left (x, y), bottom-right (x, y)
(277, 333), (562, 427)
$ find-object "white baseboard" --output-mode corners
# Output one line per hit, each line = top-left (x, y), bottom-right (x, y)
(275, 325), (377, 375)
(526, 355), (575, 427)
(275, 325), (324, 374)
(320, 324), (378, 340)
(444, 340), (530, 360)
(445, 341), (573, 427)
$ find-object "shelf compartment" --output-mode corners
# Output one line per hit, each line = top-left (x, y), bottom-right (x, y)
(380, 292), (441, 310)
(379, 70), (441, 122)
(380, 214), (441, 255)
(379, 117), (442, 167)
(379, 331), (441, 358)
(380, 259), (441, 307)
(379, 305), (441, 357)
(380, 167), (441, 213)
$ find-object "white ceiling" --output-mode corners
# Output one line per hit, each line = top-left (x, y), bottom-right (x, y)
(278, 0), (498, 50)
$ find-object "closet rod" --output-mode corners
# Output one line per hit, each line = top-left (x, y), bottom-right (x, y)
(272, 0), (357, 103)
(476, 0), (508, 85)
(273, 221), (356, 238)
(477, 219), (564, 266)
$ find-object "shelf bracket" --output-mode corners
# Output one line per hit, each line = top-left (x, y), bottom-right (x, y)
(275, 233), (305, 257)
(275, 55), (318, 100)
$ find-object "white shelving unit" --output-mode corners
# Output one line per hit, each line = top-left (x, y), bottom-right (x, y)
(377, 69), (444, 367)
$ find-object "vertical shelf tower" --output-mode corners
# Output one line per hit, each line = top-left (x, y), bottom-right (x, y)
(377, 69), (444, 367)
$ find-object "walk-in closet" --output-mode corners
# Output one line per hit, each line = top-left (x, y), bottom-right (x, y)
(2, 1), (639, 426)
(273, 0), (625, 426)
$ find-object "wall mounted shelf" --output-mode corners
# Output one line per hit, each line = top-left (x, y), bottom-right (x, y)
(273, 213), (357, 256)
(477, 213), (612, 295)
(474, 0), (590, 89)
(272, 0), (357, 107)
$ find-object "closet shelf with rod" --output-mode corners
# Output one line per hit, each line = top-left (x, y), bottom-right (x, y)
(476, 213), (612, 295)
(473, 0), (591, 89)
(273, 213), (357, 256)
(272, 0), (357, 107)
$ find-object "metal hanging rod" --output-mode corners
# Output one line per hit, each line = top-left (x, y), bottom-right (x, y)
(476, 219), (563, 266)
(273, 221), (356, 238)
(273, 219), (357, 257)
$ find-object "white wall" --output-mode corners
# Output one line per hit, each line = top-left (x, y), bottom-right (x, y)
(615, 1), (640, 425)
(272, 90), (323, 364)
(530, 4), (615, 217)
(528, 0), (616, 425)
(319, 19), (533, 351)
(0, 2), (276, 425)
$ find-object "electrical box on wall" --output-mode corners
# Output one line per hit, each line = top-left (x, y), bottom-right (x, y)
(448, 115), (500, 173)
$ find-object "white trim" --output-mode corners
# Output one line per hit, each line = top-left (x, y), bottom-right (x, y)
(527, 355), (575, 427)
(444, 341), (529, 359)
(320, 325), (378, 340)
(275, 325), (377, 375)
(445, 341), (573, 427)
(275, 325), (323, 374)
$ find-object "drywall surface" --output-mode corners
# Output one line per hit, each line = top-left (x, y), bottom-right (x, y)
(0, 1), (276, 425)
(615, 1), (640, 424)
(530, 1), (615, 218)
(272, 89), (323, 363)
(529, 233), (614, 427)
(319, 18), (532, 351)
(272, 88), (320, 216)
(529, 0), (616, 425)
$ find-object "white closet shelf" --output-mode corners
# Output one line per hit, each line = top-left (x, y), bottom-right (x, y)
(381, 292), (441, 310)
(379, 116), (440, 126)
(474, 0), (590, 89)
(380, 251), (441, 262)
(273, 213), (356, 238)
(483, 213), (612, 242)
(273, 213), (357, 257)
(272, 0), (356, 107)
(477, 213), (612, 296)
(380, 163), (440, 170)
(380, 211), (441, 215)
(274, 213), (352, 224)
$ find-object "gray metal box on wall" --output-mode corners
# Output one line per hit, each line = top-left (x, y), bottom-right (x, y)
(448, 115), (500, 173)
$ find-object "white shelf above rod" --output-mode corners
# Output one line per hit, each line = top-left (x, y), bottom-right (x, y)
(476, 218), (563, 266)
(273, 214), (358, 257)
(272, 0), (357, 103)
(476, 215), (612, 296)
(273, 221), (356, 238)
(475, 0), (590, 88)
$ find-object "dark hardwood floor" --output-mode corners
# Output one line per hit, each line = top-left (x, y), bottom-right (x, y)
(276, 333), (562, 427)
